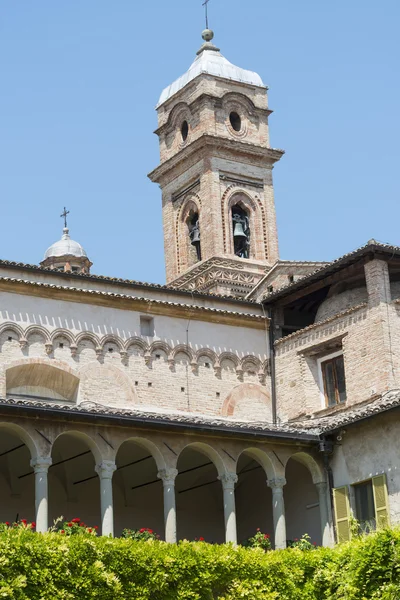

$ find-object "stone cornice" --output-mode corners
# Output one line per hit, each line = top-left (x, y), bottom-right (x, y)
(0, 277), (266, 329)
(148, 134), (284, 184)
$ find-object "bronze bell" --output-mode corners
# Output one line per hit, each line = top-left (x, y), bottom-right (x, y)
(233, 221), (247, 238)
(191, 229), (200, 245)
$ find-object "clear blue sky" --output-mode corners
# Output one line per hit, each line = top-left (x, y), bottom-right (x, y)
(1, 1), (399, 283)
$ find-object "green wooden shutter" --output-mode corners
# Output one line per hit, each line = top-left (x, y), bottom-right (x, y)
(333, 486), (351, 543)
(372, 474), (390, 529)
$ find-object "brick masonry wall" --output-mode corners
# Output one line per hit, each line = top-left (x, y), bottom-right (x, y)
(0, 291), (271, 422)
(274, 259), (400, 422)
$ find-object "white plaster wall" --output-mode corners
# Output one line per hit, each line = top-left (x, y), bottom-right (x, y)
(0, 267), (261, 316)
(0, 291), (267, 359)
(330, 411), (400, 526)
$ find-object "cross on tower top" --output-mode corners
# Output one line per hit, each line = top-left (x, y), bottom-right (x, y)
(202, 0), (210, 29)
(60, 207), (70, 229)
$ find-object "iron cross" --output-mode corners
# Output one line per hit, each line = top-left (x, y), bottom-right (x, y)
(60, 207), (70, 228)
(202, 0), (210, 29)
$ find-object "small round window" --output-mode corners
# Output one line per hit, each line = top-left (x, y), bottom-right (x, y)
(229, 111), (241, 132)
(181, 120), (189, 141)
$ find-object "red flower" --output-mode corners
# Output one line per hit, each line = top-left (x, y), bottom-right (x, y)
(87, 528), (92, 533)
(61, 530), (65, 534)
(67, 523), (73, 527)
(199, 537), (205, 541)
(31, 522), (36, 528)
(5, 522), (9, 526)
(80, 523), (85, 527)
(94, 526), (98, 530)
(264, 534), (270, 539)
(21, 519), (27, 525)
(148, 529), (153, 534)
(71, 518), (80, 523)
(139, 528), (145, 533)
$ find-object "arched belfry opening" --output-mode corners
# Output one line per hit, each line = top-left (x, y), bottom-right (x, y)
(232, 204), (250, 259)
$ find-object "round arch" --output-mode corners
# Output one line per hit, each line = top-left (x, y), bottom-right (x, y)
(0, 422), (40, 461)
(51, 430), (103, 464)
(222, 187), (267, 260)
(176, 194), (202, 274)
(176, 442), (227, 477)
(236, 447), (280, 481)
(113, 436), (166, 472)
(286, 451), (325, 484)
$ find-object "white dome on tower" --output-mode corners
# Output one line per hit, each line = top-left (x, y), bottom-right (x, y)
(157, 32), (265, 108)
(43, 228), (88, 260)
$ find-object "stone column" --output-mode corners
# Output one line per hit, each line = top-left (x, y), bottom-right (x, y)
(267, 477), (287, 549)
(157, 468), (178, 543)
(218, 472), (238, 544)
(95, 461), (116, 537)
(316, 481), (334, 547)
(30, 457), (52, 533)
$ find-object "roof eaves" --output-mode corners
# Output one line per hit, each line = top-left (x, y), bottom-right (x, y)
(261, 241), (400, 304)
(0, 398), (320, 442)
(0, 276), (264, 320)
(0, 259), (259, 306)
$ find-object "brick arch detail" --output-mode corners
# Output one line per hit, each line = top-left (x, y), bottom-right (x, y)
(221, 383), (271, 417)
(221, 185), (268, 260)
(175, 192), (202, 274)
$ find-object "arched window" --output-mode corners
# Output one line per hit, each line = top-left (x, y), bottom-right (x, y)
(232, 205), (250, 258)
(187, 211), (201, 262)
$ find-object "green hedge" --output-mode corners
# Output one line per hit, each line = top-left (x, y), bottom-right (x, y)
(0, 527), (399, 599)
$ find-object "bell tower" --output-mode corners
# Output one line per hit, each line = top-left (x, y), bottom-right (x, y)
(148, 29), (284, 297)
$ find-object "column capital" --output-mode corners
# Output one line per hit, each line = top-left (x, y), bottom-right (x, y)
(267, 477), (286, 490)
(218, 472), (238, 490)
(157, 468), (178, 486)
(30, 456), (52, 473)
(95, 460), (117, 479)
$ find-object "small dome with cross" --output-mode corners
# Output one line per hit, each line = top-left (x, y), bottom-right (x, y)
(40, 209), (92, 273)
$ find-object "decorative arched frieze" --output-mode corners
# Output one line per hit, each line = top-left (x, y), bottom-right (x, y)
(100, 335), (124, 352)
(50, 329), (75, 347)
(0, 323), (25, 342)
(124, 337), (148, 355)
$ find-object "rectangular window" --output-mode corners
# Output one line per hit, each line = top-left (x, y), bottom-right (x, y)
(354, 480), (376, 531)
(140, 316), (154, 337)
(320, 353), (347, 407)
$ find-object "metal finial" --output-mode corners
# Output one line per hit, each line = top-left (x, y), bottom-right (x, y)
(60, 207), (70, 229)
(202, 0), (210, 29)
